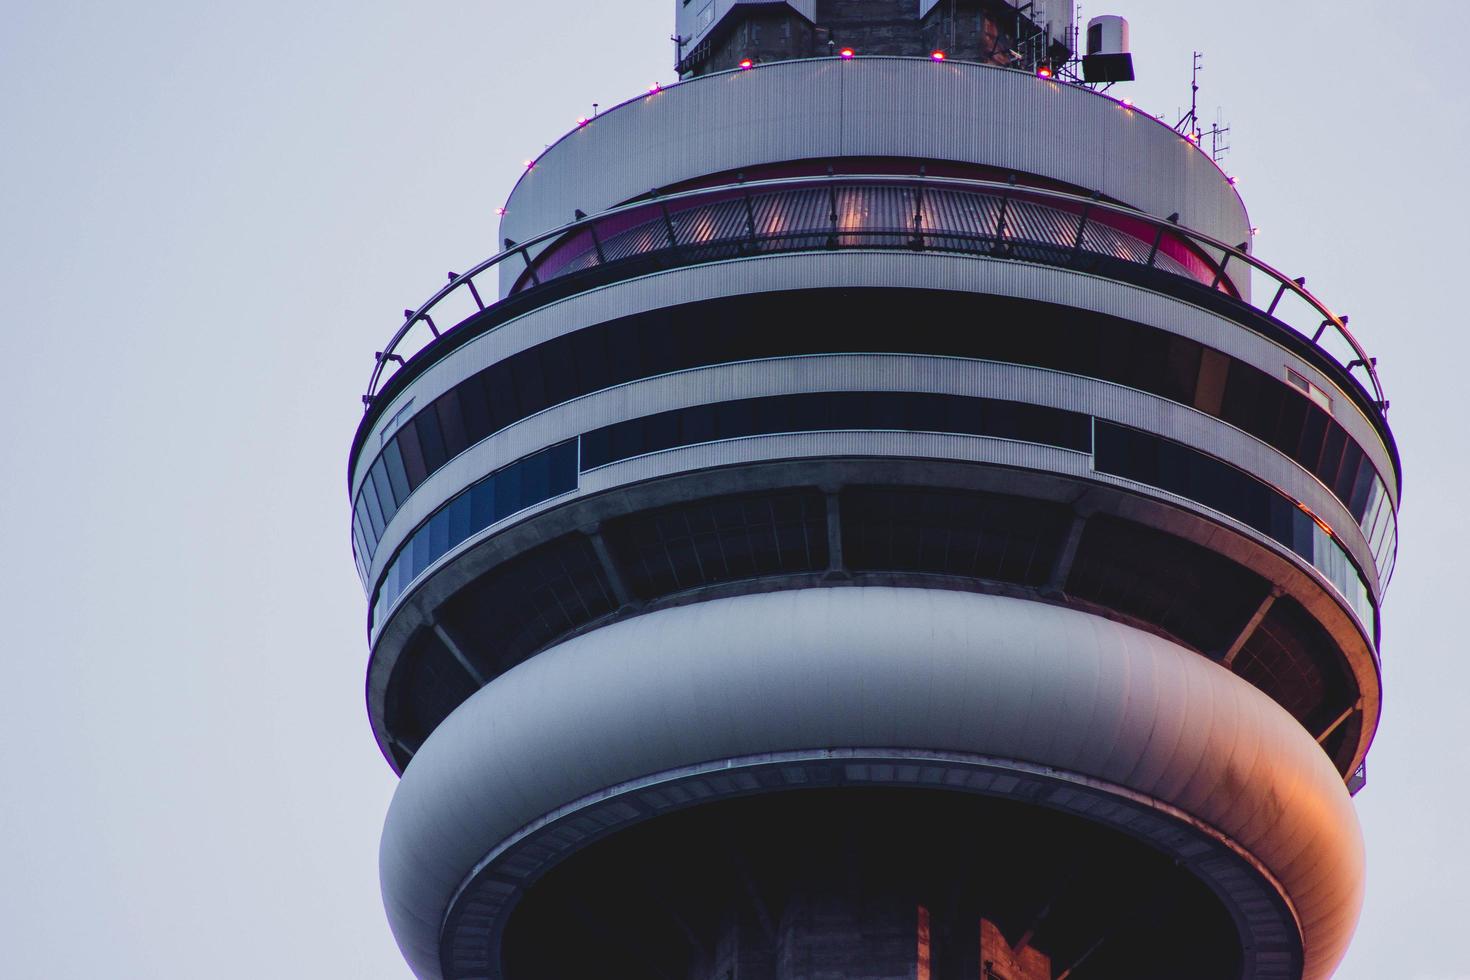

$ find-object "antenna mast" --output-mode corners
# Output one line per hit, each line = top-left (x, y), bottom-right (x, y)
(1176, 51), (1203, 138)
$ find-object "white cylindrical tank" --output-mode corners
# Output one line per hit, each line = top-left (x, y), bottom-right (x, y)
(1087, 14), (1130, 56)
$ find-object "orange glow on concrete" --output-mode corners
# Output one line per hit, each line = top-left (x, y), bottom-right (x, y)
(916, 905), (931, 980)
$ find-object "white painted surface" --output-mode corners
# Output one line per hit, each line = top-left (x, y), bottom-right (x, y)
(382, 588), (1363, 980)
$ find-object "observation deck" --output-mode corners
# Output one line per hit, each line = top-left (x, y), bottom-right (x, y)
(351, 55), (1398, 980)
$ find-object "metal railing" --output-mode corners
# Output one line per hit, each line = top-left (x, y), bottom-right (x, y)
(361, 175), (1387, 423)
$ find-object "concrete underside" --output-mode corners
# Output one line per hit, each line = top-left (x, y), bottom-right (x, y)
(501, 788), (1243, 980)
(381, 588), (1362, 980)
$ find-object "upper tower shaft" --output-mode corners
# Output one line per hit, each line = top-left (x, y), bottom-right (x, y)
(675, 0), (1075, 75)
(352, 11), (1398, 979)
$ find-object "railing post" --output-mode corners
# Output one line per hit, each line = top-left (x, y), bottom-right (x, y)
(404, 310), (439, 339)
(1267, 275), (1307, 318)
(992, 190), (1012, 256)
(1070, 194), (1098, 261)
(1145, 226), (1165, 267)
(658, 200), (679, 249)
(827, 180), (840, 249)
(911, 183), (926, 250)
(742, 186), (759, 248)
(587, 221), (608, 265)
(519, 248), (540, 287)
(1145, 212), (1179, 268)
(1209, 252), (1232, 291)
(1265, 282), (1289, 317)
(449, 272), (486, 312)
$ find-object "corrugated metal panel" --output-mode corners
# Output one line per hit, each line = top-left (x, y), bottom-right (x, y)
(499, 59), (1251, 296)
(364, 352), (1377, 594)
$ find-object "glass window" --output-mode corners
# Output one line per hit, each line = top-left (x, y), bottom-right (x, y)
(369, 460), (397, 525)
(447, 492), (472, 545)
(428, 509), (451, 563)
(495, 462), (523, 522)
(414, 412), (448, 474)
(458, 375), (493, 446)
(1095, 421), (1377, 634)
(579, 392), (1095, 471)
(369, 442), (582, 630)
(485, 362), (519, 432)
(410, 525), (432, 579)
(361, 481), (386, 541)
(356, 291), (1393, 566)
(397, 424), (428, 488)
(383, 440), (411, 506)
(435, 389), (469, 460)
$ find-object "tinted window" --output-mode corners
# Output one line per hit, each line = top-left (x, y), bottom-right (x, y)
(580, 392), (1092, 470)
(1094, 421), (1376, 635)
(354, 291), (1393, 574)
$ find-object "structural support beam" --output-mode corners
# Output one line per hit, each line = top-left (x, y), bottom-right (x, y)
(1222, 588), (1283, 669)
(1056, 936), (1107, 980)
(1048, 493), (1100, 592)
(1317, 700), (1364, 746)
(732, 850), (778, 947)
(387, 734), (419, 762)
(825, 489), (846, 576)
(586, 525), (637, 610)
(639, 872), (710, 962)
(567, 896), (677, 980)
(1013, 898), (1054, 955)
(432, 620), (488, 688)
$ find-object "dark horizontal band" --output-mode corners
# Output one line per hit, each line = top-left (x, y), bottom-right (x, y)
(351, 289), (1396, 589)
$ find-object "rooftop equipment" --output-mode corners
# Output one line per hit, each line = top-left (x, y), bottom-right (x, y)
(1084, 14), (1136, 82)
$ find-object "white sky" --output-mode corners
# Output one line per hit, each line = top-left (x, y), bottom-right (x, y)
(1, 1), (1465, 977)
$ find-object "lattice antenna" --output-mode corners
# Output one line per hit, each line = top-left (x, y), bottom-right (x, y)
(1207, 108), (1232, 164)
(1175, 51), (1204, 138)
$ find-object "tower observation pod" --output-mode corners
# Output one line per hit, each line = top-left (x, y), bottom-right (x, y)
(348, 4), (1399, 978)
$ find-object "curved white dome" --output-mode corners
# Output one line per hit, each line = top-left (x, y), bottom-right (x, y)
(381, 587), (1363, 979)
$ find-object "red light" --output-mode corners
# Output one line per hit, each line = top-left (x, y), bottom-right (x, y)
(524, 159), (534, 169)
(840, 48), (855, 59)
(576, 117), (589, 127)
(496, 207), (507, 217)
(1037, 65), (1054, 78)
(739, 58), (754, 70)
(931, 50), (946, 61)
(648, 82), (662, 93)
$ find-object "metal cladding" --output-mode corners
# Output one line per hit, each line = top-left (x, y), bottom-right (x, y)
(350, 48), (1396, 980)
(381, 589), (1363, 979)
(498, 58), (1251, 295)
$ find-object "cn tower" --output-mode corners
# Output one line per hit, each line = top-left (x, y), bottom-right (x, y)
(347, 3), (1398, 977)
